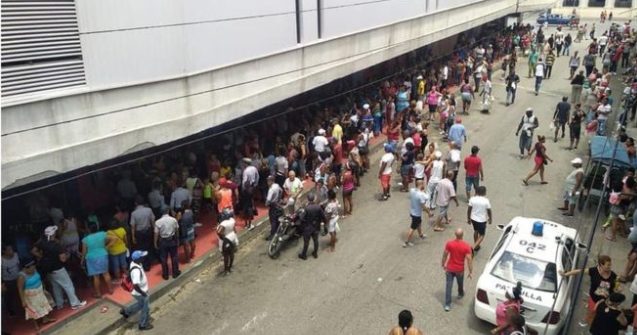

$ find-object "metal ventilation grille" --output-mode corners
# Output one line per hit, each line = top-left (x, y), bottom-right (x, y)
(1, 0), (85, 98)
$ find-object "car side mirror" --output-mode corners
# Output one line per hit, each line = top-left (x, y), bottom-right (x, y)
(496, 224), (505, 231)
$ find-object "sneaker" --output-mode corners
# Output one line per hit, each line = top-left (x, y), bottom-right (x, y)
(71, 301), (87, 310)
(402, 242), (414, 248)
(139, 325), (154, 331)
(444, 305), (450, 312)
(247, 225), (255, 231)
(55, 305), (64, 310)
(620, 214), (627, 221)
(119, 309), (129, 319)
(419, 234), (427, 239)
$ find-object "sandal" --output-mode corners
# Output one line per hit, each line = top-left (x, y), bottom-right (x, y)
(605, 236), (617, 242)
(434, 227), (445, 232)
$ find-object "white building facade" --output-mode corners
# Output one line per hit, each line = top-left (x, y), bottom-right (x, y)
(1, 0), (553, 192)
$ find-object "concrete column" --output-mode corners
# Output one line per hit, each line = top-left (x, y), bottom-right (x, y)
(579, 0), (588, 9)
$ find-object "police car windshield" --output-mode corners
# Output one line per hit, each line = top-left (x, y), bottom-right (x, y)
(491, 251), (557, 292)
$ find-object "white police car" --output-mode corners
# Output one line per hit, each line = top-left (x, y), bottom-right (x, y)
(474, 217), (583, 335)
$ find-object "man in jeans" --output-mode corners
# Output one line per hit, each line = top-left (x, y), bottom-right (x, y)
(463, 146), (484, 201)
(120, 251), (153, 331)
(32, 226), (87, 310)
(441, 228), (473, 311)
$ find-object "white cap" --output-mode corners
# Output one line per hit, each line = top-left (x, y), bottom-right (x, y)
(318, 128), (326, 135)
(571, 157), (583, 165)
(363, 104), (370, 110)
(434, 151), (442, 159)
(526, 107), (533, 112)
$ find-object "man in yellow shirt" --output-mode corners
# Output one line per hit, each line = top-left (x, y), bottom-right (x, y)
(331, 118), (343, 144)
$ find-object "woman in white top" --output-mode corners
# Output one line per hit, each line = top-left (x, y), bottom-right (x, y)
(325, 190), (340, 252)
(217, 212), (238, 276)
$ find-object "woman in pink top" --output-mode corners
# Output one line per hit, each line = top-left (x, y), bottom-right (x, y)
(341, 168), (356, 218)
(426, 87), (440, 121)
(491, 282), (523, 335)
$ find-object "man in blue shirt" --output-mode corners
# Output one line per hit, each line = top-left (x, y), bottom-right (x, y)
(403, 180), (432, 247)
(447, 118), (467, 150)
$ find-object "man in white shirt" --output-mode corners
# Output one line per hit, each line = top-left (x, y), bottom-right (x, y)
(154, 208), (181, 280)
(312, 129), (329, 153)
(596, 97), (611, 135)
(441, 64), (449, 89)
(467, 186), (492, 253)
(534, 59), (545, 96)
(283, 171), (303, 205)
(120, 251), (153, 331)
(378, 144), (395, 201)
(401, 130), (414, 155)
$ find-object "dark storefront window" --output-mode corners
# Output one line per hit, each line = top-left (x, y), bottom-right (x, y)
(615, 0), (632, 7)
(588, 0), (606, 7)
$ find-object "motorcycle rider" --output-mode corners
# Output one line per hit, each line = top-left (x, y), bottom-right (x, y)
(298, 193), (326, 260)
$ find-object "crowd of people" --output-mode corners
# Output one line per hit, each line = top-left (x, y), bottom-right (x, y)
(5, 14), (637, 335)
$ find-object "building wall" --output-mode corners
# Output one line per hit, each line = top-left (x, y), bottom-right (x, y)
(1, 0), (554, 190)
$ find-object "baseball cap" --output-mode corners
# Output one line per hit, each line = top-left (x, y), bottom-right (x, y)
(318, 129), (326, 135)
(363, 103), (370, 110)
(434, 151), (442, 158)
(571, 157), (583, 165)
(526, 107), (533, 112)
(384, 143), (393, 152)
(131, 250), (148, 261)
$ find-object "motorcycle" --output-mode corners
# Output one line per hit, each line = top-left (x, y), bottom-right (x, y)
(268, 207), (305, 259)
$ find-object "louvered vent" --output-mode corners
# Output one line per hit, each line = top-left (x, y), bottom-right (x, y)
(1, 0), (85, 98)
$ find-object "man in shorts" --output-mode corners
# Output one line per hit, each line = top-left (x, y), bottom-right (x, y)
(378, 144), (395, 201)
(404, 180), (432, 247)
(467, 186), (492, 253)
(434, 171), (459, 232)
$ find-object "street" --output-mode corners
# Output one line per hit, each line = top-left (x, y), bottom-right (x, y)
(110, 20), (631, 335)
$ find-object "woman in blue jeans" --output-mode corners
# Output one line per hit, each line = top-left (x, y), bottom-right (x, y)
(372, 102), (383, 136)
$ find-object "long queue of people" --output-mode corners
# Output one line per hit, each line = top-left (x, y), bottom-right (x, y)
(1, 21), (543, 333)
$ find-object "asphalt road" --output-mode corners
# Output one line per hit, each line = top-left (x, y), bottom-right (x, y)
(110, 20), (632, 335)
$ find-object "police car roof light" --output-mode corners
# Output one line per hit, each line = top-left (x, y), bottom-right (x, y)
(532, 221), (544, 237)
